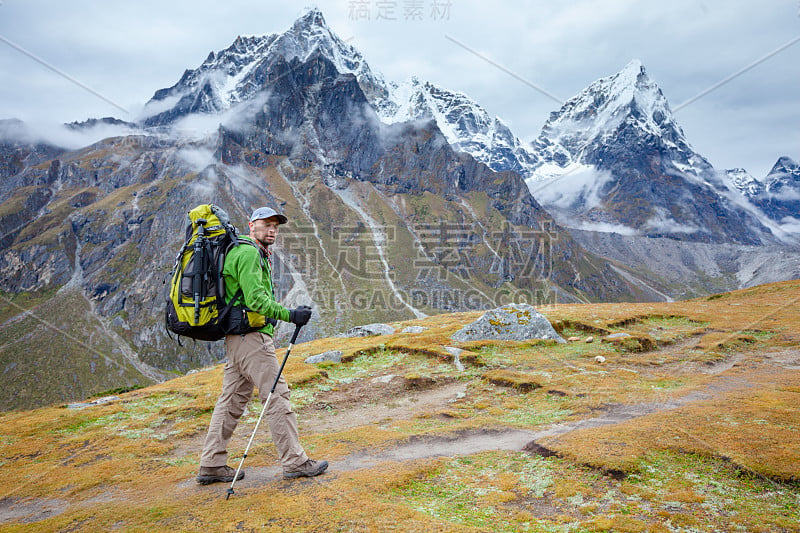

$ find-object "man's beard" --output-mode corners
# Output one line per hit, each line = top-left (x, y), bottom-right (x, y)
(252, 235), (272, 252)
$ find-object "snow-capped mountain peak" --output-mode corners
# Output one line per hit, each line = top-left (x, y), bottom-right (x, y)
(524, 60), (776, 245)
(138, 8), (537, 174)
(375, 76), (540, 174)
(765, 156), (800, 188)
(727, 157), (800, 238)
(725, 168), (762, 197)
(534, 60), (686, 165)
(278, 8), (365, 75)
(381, 77), (494, 137)
(140, 8), (382, 125)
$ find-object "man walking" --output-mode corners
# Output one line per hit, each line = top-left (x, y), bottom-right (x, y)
(197, 206), (328, 485)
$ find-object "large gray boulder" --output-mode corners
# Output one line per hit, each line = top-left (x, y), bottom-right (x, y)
(451, 304), (566, 343)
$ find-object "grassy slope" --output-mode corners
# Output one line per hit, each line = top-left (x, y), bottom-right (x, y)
(0, 280), (798, 532)
(0, 288), (157, 411)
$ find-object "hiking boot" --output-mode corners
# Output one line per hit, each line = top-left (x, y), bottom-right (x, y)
(283, 458), (329, 479)
(196, 465), (244, 485)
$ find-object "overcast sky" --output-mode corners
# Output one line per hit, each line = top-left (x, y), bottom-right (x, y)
(0, 0), (797, 178)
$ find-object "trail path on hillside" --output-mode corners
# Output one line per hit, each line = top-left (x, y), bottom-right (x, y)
(178, 346), (790, 494)
(3, 346), (798, 524)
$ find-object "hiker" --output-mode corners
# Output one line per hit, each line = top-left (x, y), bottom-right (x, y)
(196, 206), (328, 485)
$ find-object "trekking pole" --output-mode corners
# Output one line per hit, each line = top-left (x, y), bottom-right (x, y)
(192, 219), (207, 324)
(226, 323), (303, 500)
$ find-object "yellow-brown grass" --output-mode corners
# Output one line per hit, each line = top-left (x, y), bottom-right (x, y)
(537, 362), (800, 481)
(482, 369), (543, 391)
(1, 279), (798, 531)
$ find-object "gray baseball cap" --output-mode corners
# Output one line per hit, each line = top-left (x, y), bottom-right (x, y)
(249, 206), (288, 224)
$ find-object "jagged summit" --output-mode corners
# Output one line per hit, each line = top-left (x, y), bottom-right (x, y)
(725, 168), (761, 197)
(276, 8), (369, 75)
(737, 156), (800, 228)
(376, 76), (540, 175)
(530, 58), (700, 178)
(534, 60), (689, 167)
(140, 8), (382, 126)
(526, 60), (772, 245)
(727, 157), (800, 199)
(767, 156), (799, 179)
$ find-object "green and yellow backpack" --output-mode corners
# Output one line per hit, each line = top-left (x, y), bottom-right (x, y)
(164, 204), (260, 342)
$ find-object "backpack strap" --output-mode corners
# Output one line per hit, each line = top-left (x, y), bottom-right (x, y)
(223, 238), (278, 329)
(231, 236), (265, 268)
(217, 288), (244, 322)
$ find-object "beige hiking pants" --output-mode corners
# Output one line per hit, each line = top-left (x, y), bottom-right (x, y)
(199, 331), (308, 470)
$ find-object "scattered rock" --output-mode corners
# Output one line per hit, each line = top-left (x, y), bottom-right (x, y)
(546, 389), (587, 398)
(451, 304), (566, 343)
(338, 323), (396, 337)
(372, 374), (396, 384)
(401, 326), (427, 333)
(602, 334), (656, 352)
(186, 366), (215, 375)
(594, 355), (606, 364)
(66, 395), (119, 409)
(585, 336), (594, 343)
(449, 391), (467, 403)
(567, 336), (581, 342)
(305, 350), (343, 364)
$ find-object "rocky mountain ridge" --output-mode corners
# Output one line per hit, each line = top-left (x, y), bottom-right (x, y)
(726, 157), (800, 233)
(339, 43), (797, 247)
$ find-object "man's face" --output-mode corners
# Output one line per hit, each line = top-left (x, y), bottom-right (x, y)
(249, 216), (281, 247)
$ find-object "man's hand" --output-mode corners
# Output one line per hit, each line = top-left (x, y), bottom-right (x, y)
(288, 305), (312, 326)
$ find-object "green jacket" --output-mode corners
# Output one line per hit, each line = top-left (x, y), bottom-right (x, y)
(222, 236), (290, 336)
